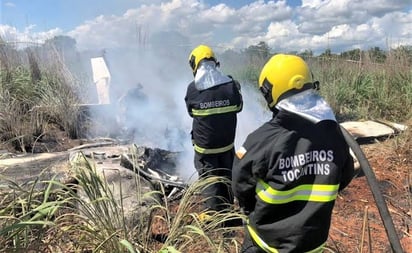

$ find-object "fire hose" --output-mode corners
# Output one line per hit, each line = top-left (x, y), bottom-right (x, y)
(340, 126), (404, 253)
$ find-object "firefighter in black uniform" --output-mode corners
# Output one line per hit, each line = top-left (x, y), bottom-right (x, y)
(232, 54), (354, 252)
(185, 44), (243, 213)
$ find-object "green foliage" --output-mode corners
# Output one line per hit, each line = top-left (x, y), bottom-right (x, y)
(120, 239), (138, 253)
(308, 56), (412, 122)
(159, 174), (244, 252)
(44, 35), (77, 53)
(232, 64), (261, 84)
(0, 66), (40, 109)
(0, 149), (245, 252)
(220, 43), (412, 123)
(0, 43), (84, 151)
(61, 153), (141, 252)
(298, 49), (314, 59)
(158, 246), (180, 253)
(391, 45), (412, 65)
(220, 41), (270, 84)
(0, 175), (71, 250)
(367, 46), (386, 63)
(320, 48), (333, 58)
(244, 41), (271, 63)
(340, 49), (361, 61)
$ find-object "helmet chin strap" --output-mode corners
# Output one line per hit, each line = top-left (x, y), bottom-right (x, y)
(189, 55), (196, 72)
(259, 79), (274, 106)
(313, 81), (320, 90)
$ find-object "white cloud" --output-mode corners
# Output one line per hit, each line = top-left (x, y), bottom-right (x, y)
(0, 0), (411, 54)
(4, 2), (15, 8)
(298, 0), (410, 35)
(200, 4), (235, 23)
(234, 0), (292, 34)
(0, 24), (61, 46)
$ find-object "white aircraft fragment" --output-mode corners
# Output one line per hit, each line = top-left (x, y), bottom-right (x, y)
(91, 57), (111, 104)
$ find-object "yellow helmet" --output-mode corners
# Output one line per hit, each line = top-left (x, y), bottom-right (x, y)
(188, 44), (216, 74)
(258, 54), (314, 109)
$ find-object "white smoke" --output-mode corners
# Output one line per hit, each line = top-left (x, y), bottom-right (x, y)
(87, 47), (271, 184)
(235, 83), (272, 149)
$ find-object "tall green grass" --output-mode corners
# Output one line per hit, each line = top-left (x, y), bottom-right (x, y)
(309, 55), (412, 122)
(223, 52), (412, 123)
(0, 174), (71, 251)
(0, 150), (244, 252)
(0, 42), (87, 152)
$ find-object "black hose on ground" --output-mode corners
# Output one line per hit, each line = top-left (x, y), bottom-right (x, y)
(340, 126), (404, 253)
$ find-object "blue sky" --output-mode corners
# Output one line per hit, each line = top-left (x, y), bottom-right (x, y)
(1, 0), (302, 32)
(1, 0), (140, 31)
(0, 0), (411, 54)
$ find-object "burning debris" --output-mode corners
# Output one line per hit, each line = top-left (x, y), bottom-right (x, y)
(120, 145), (188, 198)
(67, 144), (188, 231)
(69, 144), (188, 197)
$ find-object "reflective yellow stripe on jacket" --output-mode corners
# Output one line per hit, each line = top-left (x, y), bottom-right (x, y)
(191, 105), (241, 116)
(256, 179), (339, 204)
(194, 143), (234, 154)
(247, 224), (279, 253)
(247, 224), (325, 253)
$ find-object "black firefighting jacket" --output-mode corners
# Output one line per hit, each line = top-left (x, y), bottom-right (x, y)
(232, 109), (354, 253)
(184, 78), (242, 155)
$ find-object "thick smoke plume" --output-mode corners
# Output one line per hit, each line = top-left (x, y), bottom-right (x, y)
(87, 46), (271, 183)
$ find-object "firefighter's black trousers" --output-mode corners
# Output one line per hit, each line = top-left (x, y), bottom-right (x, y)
(194, 149), (235, 212)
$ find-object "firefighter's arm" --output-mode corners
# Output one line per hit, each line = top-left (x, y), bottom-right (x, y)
(232, 156), (256, 212)
(233, 79), (243, 112)
(233, 78), (241, 92)
(184, 89), (194, 117)
(339, 147), (355, 191)
(232, 141), (267, 213)
(185, 103), (193, 117)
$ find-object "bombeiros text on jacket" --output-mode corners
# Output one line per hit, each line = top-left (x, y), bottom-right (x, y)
(199, 99), (230, 109)
(279, 149), (334, 182)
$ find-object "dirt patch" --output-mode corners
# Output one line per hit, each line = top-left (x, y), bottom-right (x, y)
(329, 138), (411, 252)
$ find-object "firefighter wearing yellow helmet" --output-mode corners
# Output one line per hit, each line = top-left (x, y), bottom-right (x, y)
(188, 44), (217, 75)
(232, 54), (354, 252)
(258, 54), (315, 109)
(185, 45), (243, 217)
